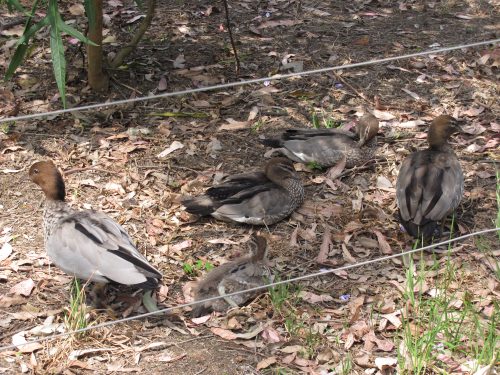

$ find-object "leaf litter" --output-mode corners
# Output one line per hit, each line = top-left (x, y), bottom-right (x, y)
(0, 0), (499, 373)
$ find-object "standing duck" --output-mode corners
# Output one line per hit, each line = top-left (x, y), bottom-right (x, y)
(396, 115), (464, 239)
(191, 234), (271, 317)
(29, 161), (162, 311)
(261, 113), (379, 168)
(182, 157), (304, 225)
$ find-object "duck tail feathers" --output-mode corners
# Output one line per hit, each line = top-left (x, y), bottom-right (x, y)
(182, 196), (216, 216)
(260, 138), (283, 148)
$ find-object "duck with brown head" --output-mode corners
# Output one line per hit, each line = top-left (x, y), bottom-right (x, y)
(396, 115), (464, 240)
(29, 161), (162, 311)
(182, 157), (304, 225)
(191, 234), (271, 317)
(261, 113), (379, 168)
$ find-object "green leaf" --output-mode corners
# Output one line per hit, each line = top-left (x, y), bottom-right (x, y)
(48, 0), (67, 108)
(84, 0), (96, 29)
(2, 0), (26, 13)
(14, 16), (49, 47)
(4, 0), (46, 81)
(58, 20), (98, 46)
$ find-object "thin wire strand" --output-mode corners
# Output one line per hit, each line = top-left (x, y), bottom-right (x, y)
(1, 227), (498, 352)
(1, 38), (498, 124)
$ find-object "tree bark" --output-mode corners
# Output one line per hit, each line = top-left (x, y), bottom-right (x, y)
(87, 0), (108, 92)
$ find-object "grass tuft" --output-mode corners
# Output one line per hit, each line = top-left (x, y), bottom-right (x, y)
(398, 248), (499, 373)
(64, 278), (91, 337)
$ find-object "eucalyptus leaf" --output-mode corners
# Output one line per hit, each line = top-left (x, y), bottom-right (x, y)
(58, 19), (98, 46)
(4, 0), (45, 80)
(48, 0), (67, 108)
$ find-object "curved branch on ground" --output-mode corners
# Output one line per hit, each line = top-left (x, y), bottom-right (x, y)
(109, 0), (156, 69)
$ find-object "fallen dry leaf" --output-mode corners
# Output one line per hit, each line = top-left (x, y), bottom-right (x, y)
(257, 19), (303, 29)
(210, 327), (237, 340)
(218, 118), (250, 131)
(256, 356), (277, 370)
(373, 230), (392, 254)
(10, 278), (35, 297)
(261, 326), (282, 343)
(374, 356), (398, 370)
(316, 230), (333, 265)
(372, 109), (396, 120)
(12, 332), (42, 353)
(0, 242), (13, 261)
(299, 291), (334, 304)
(157, 141), (184, 158)
(157, 352), (187, 362)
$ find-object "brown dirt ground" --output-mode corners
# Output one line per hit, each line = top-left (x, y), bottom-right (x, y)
(0, 0), (499, 373)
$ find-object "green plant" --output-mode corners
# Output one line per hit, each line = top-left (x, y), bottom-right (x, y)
(182, 259), (214, 275)
(3, 0), (97, 108)
(2, 0), (155, 104)
(339, 353), (353, 374)
(398, 248), (499, 373)
(268, 276), (300, 311)
(251, 119), (264, 133)
(64, 278), (90, 335)
(306, 161), (322, 170)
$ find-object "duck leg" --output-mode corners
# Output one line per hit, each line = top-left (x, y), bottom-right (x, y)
(89, 282), (108, 309)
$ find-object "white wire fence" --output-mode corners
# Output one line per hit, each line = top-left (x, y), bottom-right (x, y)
(0, 39), (498, 124)
(0, 227), (498, 352)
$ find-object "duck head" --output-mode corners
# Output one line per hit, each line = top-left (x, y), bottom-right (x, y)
(357, 113), (379, 146)
(29, 161), (66, 201)
(264, 157), (299, 184)
(428, 115), (461, 149)
(248, 234), (268, 262)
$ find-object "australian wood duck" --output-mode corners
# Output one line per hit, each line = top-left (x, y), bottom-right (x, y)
(261, 113), (379, 168)
(191, 234), (271, 317)
(182, 157), (304, 225)
(396, 115), (464, 239)
(29, 161), (162, 310)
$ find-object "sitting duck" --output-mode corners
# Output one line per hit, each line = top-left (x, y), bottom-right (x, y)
(261, 113), (379, 168)
(191, 234), (271, 317)
(29, 161), (162, 311)
(182, 157), (304, 226)
(396, 115), (464, 239)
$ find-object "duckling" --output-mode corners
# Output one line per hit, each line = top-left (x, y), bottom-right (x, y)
(191, 234), (271, 317)
(29, 161), (162, 311)
(396, 115), (464, 239)
(261, 113), (379, 168)
(182, 157), (304, 225)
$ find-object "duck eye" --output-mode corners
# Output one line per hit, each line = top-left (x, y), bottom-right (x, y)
(33, 168), (39, 174)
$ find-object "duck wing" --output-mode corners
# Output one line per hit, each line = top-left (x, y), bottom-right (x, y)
(281, 135), (357, 165)
(261, 128), (355, 148)
(47, 211), (161, 288)
(397, 150), (463, 227)
(206, 172), (269, 200)
(282, 128), (356, 141)
(182, 172), (270, 215)
(213, 187), (293, 224)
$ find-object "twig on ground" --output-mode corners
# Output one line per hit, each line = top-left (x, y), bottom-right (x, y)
(222, 0), (241, 75)
(64, 166), (120, 176)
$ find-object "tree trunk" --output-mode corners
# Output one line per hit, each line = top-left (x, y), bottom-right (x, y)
(87, 0), (108, 92)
